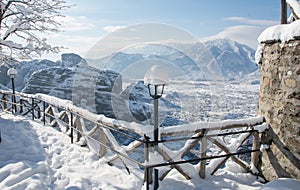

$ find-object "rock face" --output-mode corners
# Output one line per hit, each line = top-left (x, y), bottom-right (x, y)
(23, 67), (75, 99)
(61, 53), (86, 67)
(21, 54), (150, 123)
(120, 81), (184, 126)
(258, 40), (300, 180)
(3, 59), (60, 91)
(0, 65), (9, 86)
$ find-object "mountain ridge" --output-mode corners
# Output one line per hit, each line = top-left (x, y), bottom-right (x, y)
(0, 38), (259, 92)
(88, 38), (258, 82)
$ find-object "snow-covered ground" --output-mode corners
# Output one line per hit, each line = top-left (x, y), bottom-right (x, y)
(1, 113), (299, 189)
(159, 81), (260, 126)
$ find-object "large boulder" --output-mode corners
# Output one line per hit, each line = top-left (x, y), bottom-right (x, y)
(95, 81), (151, 122)
(22, 67), (75, 100)
(0, 65), (9, 86)
(61, 53), (87, 67)
(95, 91), (150, 122)
(21, 54), (151, 123)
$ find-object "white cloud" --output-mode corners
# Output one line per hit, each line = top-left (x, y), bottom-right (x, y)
(202, 17), (278, 49)
(56, 15), (96, 31)
(224, 17), (278, 26)
(202, 25), (265, 49)
(103, 25), (127, 33)
(41, 32), (101, 61)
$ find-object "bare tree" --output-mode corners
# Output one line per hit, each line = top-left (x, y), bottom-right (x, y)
(0, 0), (70, 62)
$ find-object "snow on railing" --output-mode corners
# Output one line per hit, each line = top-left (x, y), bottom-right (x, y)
(0, 89), (265, 136)
(0, 90), (152, 135)
(0, 90), (269, 189)
(161, 116), (265, 136)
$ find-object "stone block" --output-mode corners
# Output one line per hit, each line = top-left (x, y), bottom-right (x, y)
(284, 79), (297, 88)
(263, 77), (270, 86)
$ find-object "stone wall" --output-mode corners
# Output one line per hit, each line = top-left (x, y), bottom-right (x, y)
(258, 40), (300, 181)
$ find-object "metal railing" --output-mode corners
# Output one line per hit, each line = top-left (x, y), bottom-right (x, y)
(0, 90), (268, 190)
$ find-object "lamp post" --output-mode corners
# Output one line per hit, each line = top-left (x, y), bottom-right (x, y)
(144, 65), (168, 190)
(7, 67), (17, 113)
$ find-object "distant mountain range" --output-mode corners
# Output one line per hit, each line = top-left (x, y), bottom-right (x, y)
(86, 38), (258, 82)
(1, 38), (259, 92)
(0, 38), (260, 125)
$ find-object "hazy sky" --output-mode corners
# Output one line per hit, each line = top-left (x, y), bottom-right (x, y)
(45, 0), (282, 60)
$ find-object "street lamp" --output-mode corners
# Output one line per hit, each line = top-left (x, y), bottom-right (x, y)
(7, 67), (17, 113)
(144, 65), (168, 190)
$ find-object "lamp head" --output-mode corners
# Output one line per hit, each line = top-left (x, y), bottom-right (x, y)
(144, 65), (168, 99)
(7, 67), (17, 79)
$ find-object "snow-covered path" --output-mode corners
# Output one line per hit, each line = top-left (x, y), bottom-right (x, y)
(0, 113), (143, 189)
(0, 112), (299, 189)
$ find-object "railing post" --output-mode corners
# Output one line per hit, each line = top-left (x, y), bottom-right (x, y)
(251, 131), (260, 171)
(65, 113), (69, 132)
(98, 128), (107, 157)
(48, 107), (54, 124)
(37, 104), (41, 119)
(13, 94), (17, 114)
(31, 98), (35, 120)
(2, 94), (7, 110)
(154, 168), (159, 190)
(145, 166), (150, 190)
(70, 113), (74, 144)
(43, 101), (46, 125)
(199, 129), (207, 178)
(20, 99), (23, 113)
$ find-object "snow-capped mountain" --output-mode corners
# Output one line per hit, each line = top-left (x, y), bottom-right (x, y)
(204, 38), (258, 80)
(91, 38), (258, 82)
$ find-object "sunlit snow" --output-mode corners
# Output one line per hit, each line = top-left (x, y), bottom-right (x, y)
(1, 113), (299, 189)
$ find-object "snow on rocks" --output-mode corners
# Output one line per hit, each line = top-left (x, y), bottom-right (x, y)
(256, 0), (300, 63)
(256, 7), (300, 65)
(255, 44), (263, 65)
(258, 20), (300, 43)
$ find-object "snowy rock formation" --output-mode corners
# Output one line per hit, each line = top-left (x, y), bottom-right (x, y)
(20, 54), (150, 123)
(22, 67), (75, 100)
(61, 53), (87, 67)
(4, 59), (60, 91)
